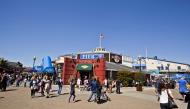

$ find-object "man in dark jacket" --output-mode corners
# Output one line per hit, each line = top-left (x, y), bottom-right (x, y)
(116, 79), (121, 94)
(87, 77), (98, 102)
(68, 78), (76, 103)
(1, 73), (8, 91)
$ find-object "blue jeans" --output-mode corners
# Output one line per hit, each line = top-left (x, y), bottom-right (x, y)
(88, 92), (97, 102)
(58, 86), (62, 94)
(68, 90), (75, 102)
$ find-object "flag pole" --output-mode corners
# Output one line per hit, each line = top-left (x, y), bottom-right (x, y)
(146, 48), (148, 58)
(99, 33), (103, 48)
(99, 34), (101, 48)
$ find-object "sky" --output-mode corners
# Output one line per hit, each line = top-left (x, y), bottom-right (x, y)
(0, 0), (190, 67)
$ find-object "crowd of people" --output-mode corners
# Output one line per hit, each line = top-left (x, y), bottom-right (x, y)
(0, 71), (114, 104)
(29, 74), (57, 98)
(0, 71), (25, 91)
(70, 76), (112, 103)
(154, 77), (190, 109)
(2, 70), (190, 108)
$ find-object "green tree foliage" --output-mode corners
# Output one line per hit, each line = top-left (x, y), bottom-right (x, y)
(117, 71), (134, 87)
(0, 58), (23, 73)
(117, 70), (145, 87)
(0, 58), (9, 69)
(134, 72), (145, 85)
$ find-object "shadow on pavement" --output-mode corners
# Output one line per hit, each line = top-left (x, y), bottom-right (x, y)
(177, 98), (184, 101)
(0, 97), (5, 99)
(51, 90), (58, 92)
(97, 99), (107, 104)
(60, 93), (69, 95)
(117, 92), (123, 94)
(5, 89), (17, 92)
(75, 100), (82, 102)
(33, 95), (45, 98)
(51, 95), (58, 98)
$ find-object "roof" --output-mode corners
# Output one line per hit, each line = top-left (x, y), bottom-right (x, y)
(142, 57), (190, 66)
(77, 50), (110, 54)
(106, 62), (135, 71)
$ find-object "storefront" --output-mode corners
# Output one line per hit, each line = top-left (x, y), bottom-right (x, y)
(60, 47), (133, 84)
(62, 57), (106, 84)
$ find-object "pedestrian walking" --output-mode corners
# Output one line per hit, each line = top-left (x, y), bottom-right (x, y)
(39, 76), (45, 96)
(157, 83), (174, 109)
(84, 76), (89, 91)
(44, 75), (51, 98)
(101, 86), (111, 101)
(155, 78), (161, 94)
(103, 78), (108, 90)
(24, 77), (27, 87)
(0, 73), (2, 91)
(87, 77), (98, 102)
(68, 77), (76, 103)
(177, 77), (189, 100)
(96, 78), (101, 103)
(77, 78), (81, 91)
(1, 73), (8, 91)
(30, 76), (38, 98)
(57, 77), (63, 95)
(185, 91), (190, 109)
(116, 79), (121, 94)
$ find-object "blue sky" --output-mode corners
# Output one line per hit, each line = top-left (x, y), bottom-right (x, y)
(0, 0), (190, 67)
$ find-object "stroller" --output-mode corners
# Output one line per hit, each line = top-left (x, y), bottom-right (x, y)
(97, 86), (111, 104)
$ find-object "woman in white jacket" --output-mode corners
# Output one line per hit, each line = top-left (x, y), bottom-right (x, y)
(158, 82), (174, 109)
(44, 75), (51, 98)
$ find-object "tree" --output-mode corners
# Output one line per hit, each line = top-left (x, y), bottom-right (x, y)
(117, 70), (146, 87)
(16, 61), (23, 73)
(0, 58), (9, 69)
(17, 62), (23, 68)
(134, 72), (145, 85)
(117, 70), (134, 87)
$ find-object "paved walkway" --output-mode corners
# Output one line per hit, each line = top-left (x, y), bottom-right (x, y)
(0, 85), (188, 109)
(120, 87), (187, 109)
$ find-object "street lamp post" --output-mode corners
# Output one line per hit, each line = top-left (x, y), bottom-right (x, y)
(167, 63), (170, 81)
(33, 56), (36, 69)
(138, 56), (142, 72)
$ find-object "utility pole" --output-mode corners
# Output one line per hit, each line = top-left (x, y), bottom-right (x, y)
(138, 56), (142, 72)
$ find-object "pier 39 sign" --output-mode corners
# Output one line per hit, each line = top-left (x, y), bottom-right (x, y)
(79, 54), (104, 59)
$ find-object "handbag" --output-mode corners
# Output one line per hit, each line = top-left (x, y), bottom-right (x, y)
(167, 89), (178, 108)
(168, 98), (178, 108)
(185, 92), (190, 103)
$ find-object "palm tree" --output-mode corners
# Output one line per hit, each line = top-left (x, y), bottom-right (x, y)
(17, 61), (23, 73)
(17, 62), (23, 68)
(0, 58), (9, 69)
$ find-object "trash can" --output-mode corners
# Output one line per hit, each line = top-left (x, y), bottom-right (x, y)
(136, 84), (143, 91)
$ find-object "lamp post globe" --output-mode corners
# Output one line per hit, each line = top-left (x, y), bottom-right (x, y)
(33, 56), (36, 69)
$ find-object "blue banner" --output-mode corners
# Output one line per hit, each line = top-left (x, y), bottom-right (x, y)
(80, 54), (104, 59)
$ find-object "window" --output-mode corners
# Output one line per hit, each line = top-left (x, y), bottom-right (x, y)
(157, 67), (161, 70)
(177, 66), (181, 70)
(161, 64), (164, 70)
